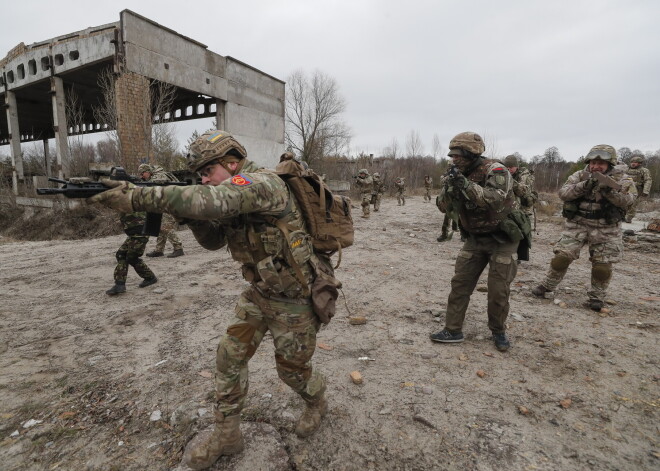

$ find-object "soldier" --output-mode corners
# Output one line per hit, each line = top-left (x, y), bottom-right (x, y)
(372, 172), (385, 212)
(504, 155), (536, 218)
(106, 211), (158, 295)
(354, 168), (373, 218)
(89, 131), (337, 470)
(625, 153), (652, 223)
(532, 145), (637, 311)
(138, 163), (185, 258)
(430, 132), (518, 352)
(436, 175), (458, 241)
(394, 177), (406, 206)
(423, 175), (433, 202)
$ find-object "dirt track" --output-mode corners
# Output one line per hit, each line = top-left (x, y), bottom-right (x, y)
(0, 196), (658, 471)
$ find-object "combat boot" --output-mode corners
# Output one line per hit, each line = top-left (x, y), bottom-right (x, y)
(183, 414), (243, 470)
(167, 249), (184, 258)
(146, 250), (164, 257)
(588, 298), (604, 311)
(138, 276), (158, 288)
(532, 285), (550, 298)
(295, 395), (328, 438)
(106, 282), (126, 296)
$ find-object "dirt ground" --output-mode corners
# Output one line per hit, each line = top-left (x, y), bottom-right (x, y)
(0, 196), (658, 471)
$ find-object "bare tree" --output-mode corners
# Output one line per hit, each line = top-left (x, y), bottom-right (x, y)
(405, 130), (424, 157)
(431, 133), (443, 159)
(93, 68), (122, 159)
(66, 86), (98, 176)
(285, 69), (351, 167)
(381, 137), (400, 159)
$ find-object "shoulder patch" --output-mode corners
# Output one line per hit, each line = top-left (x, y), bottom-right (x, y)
(231, 174), (253, 186)
(492, 167), (506, 173)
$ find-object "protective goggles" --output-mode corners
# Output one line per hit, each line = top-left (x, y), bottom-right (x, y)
(585, 149), (613, 162)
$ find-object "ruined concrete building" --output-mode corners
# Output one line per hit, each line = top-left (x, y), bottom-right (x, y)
(0, 9), (285, 195)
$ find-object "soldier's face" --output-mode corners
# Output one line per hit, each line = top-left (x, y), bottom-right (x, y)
(507, 166), (518, 175)
(588, 159), (609, 173)
(200, 162), (232, 185)
(140, 171), (151, 180)
(451, 154), (472, 171)
(631, 162), (641, 168)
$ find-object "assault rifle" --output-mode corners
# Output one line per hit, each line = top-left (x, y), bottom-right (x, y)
(36, 166), (190, 237)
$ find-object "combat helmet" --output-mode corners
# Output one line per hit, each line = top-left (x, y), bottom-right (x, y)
(358, 168), (369, 175)
(188, 130), (247, 173)
(630, 154), (645, 164)
(448, 132), (485, 157)
(137, 163), (153, 174)
(585, 144), (617, 164)
(373, 172), (380, 178)
(503, 155), (519, 167)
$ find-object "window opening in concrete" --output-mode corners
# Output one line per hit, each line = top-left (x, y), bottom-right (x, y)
(197, 104), (205, 114)
(41, 57), (50, 71)
(164, 112), (171, 120)
(164, 63), (169, 69)
(185, 106), (193, 116)
(210, 103), (217, 113)
(7, 71), (15, 83)
(175, 109), (181, 118)
(17, 64), (25, 79)
(54, 54), (64, 66)
(69, 50), (80, 61)
(28, 60), (37, 76)
(206, 78), (210, 84)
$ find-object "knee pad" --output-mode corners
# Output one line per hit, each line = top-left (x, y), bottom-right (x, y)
(550, 254), (572, 271)
(115, 250), (127, 262)
(591, 262), (612, 282)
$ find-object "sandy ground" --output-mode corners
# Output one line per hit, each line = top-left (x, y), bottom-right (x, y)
(0, 196), (658, 471)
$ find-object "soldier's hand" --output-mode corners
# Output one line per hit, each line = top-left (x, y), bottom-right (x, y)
(87, 180), (136, 213)
(454, 174), (469, 190)
(582, 178), (597, 192)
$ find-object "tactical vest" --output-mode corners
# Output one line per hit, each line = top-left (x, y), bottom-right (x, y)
(562, 170), (625, 224)
(372, 179), (384, 194)
(458, 158), (515, 234)
(626, 167), (645, 187)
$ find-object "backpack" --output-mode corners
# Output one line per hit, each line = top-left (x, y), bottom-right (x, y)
(274, 158), (354, 268)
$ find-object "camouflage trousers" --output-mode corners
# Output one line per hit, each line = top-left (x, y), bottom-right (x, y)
(214, 287), (325, 417)
(372, 193), (382, 211)
(153, 214), (183, 252)
(540, 219), (622, 300)
(442, 213), (458, 236)
(360, 193), (371, 217)
(114, 235), (155, 283)
(397, 191), (406, 205)
(445, 234), (518, 334)
(626, 192), (645, 222)
(424, 188), (432, 202)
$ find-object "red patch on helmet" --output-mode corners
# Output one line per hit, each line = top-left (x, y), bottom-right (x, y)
(492, 167), (506, 172)
(231, 174), (252, 186)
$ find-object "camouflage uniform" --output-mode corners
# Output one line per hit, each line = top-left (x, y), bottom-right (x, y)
(371, 173), (385, 212)
(625, 156), (652, 222)
(431, 132), (518, 351)
(423, 176), (433, 202)
(140, 164), (184, 256)
(133, 159), (331, 418)
(511, 167), (535, 216)
(436, 175), (458, 241)
(534, 146), (637, 309)
(114, 212), (156, 284)
(354, 170), (373, 218)
(394, 178), (406, 206)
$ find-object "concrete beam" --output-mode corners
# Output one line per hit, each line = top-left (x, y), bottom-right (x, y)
(5, 90), (24, 194)
(51, 76), (70, 179)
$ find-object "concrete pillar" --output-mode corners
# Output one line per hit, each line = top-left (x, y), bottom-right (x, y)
(43, 138), (52, 178)
(115, 71), (151, 172)
(215, 99), (226, 130)
(50, 76), (70, 179)
(5, 91), (24, 195)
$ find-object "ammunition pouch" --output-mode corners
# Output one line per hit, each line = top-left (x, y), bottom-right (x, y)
(498, 210), (532, 261)
(370, 194), (377, 205)
(562, 201), (579, 220)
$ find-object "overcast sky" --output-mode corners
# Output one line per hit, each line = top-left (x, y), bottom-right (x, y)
(2, 0), (659, 161)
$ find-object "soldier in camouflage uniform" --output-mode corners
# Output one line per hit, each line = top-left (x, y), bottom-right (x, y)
(423, 175), (433, 202)
(371, 172), (385, 212)
(532, 145), (637, 311)
(354, 168), (373, 218)
(504, 155), (536, 217)
(436, 175), (458, 242)
(138, 164), (185, 258)
(625, 154), (652, 223)
(89, 130), (336, 470)
(394, 177), (406, 206)
(430, 132), (517, 352)
(105, 211), (158, 295)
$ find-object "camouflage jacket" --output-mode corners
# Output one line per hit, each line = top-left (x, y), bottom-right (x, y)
(372, 177), (385, 195)
(511, 167), (535, 209)
(626, 166), (652, 195)
(147, 166), (178, 184)
(438, 158), (514, 234)
(120, 211), (147, 236)
(394, 180), (406, 192)
(354, 175), (374, 195)
(424, 177), (433, 189)
(132, 160), (319, 299)
(559, 165), (637, 227)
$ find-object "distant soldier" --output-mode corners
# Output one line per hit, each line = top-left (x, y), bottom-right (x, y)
(532, 145), (637, 311)
(138, 163), (185, 258)
(423, 175), (433, 202)
(394, 177), (406, 206)
(106, 211), (158, 295)
(372, 172), (385, 212)
(436, 175), (458, 242)
(625, 153), (652, 223)
(504, 155), (536, 218)
(354, 168), (374, 219)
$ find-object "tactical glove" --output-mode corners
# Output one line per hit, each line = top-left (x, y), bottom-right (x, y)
(87, 180), (136, 213)
(582, 178), (597, 193)
(453, 174), (469, 191)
